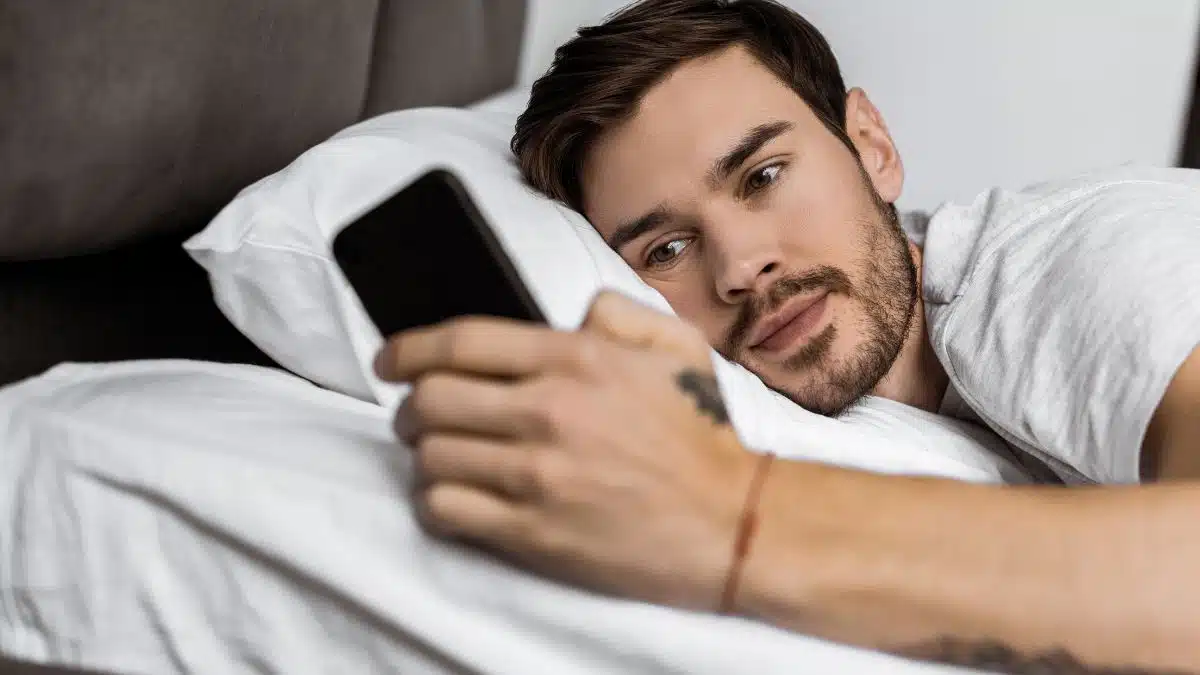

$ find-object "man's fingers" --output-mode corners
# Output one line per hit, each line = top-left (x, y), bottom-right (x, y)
(416, 433), (543, 500)
(397, 372), (537, 441)
(581, 290), (712, 366)
(416, 482), (529, 545)
(375, 316), (594, 382)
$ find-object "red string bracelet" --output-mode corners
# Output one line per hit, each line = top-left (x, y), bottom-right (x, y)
(718, 451), (775, 614)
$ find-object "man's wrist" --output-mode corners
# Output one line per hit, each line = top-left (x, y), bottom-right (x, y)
(728, 461), (939, 644)
(729, 460), (851, 625)
(728, 465), (1041, 651)
(717, 450), (777, 613)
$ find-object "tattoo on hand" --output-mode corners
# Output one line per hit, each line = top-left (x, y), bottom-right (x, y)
(901, 637), (1194, 675)
(675, 370), (731, 425)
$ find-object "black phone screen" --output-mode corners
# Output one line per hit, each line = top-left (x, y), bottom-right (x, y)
(332, 169), (546, 337)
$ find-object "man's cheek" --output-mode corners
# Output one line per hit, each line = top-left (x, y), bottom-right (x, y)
(645, 275), (703, 312)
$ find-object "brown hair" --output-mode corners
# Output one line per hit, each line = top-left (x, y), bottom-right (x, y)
(512, 0), (855, 213)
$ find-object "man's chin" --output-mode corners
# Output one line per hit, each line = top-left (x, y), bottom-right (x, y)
(745, 352), (875, 417)
(769, 376), (864, 417)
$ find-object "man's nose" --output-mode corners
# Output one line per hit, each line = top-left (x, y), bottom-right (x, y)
(708, 215), (786, 304)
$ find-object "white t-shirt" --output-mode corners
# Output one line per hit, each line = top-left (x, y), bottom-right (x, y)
(910, 166), (1200, 485)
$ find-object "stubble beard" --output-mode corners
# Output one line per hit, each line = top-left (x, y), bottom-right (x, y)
(722, 169), (919, 416)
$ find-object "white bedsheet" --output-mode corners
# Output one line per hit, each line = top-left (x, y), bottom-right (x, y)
(0, 361), (986, 674)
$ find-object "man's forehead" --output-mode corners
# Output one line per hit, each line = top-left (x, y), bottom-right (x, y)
(639, 45), (784, 114)
(583, 46), (807, 227)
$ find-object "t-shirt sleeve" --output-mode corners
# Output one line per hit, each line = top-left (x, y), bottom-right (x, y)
(930, 173), (1200, 483)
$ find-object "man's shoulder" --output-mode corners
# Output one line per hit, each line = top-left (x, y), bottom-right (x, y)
(923, 165), (1200, 485)
(1008, 165), (1200, 237)
(921, 166), (1200, 305)
(1006, 165), (1200, 199)
(937, 165), (1200, 234)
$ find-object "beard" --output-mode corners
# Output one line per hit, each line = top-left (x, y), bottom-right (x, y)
(718, 166), (919, 416)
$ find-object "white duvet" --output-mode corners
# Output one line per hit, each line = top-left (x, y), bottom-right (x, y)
(0, 360), (993, 675)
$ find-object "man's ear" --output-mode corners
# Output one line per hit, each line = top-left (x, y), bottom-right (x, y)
(844, 87), (904, 204)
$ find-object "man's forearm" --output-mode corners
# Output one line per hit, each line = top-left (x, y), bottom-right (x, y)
(734, 461), (1200, 672)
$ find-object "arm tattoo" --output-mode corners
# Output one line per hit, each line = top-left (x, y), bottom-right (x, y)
(901, 637), (1194, 674)
(674, 369), (731, 425)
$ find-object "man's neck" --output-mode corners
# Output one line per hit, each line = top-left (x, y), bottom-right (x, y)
(870, 244), (948, 413)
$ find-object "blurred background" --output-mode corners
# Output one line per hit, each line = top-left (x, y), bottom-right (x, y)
(519, 0), (1200, 211)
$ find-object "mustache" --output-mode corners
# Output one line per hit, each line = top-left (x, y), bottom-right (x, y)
(723, 266), (853, 353)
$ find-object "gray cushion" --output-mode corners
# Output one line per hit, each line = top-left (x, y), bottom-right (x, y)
(365, 0), (527, 114)
(0, 0), (379, 260)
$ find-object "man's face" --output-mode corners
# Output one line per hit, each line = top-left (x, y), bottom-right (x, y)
(580, 46), (918, 416)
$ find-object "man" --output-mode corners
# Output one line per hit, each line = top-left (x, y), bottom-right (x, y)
(373, 0), (1200, 671)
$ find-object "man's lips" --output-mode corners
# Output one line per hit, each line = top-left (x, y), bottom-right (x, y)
(746, 292), (830, 351)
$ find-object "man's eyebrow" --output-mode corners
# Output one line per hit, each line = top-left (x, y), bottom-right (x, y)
(705, 120), (794, 190)
(607, 205), (672, 251)
(604, 120), (792, 252)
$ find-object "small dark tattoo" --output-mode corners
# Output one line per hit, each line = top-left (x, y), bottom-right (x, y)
(901, 637), (1194, 675)
(675, 370), (731, 425)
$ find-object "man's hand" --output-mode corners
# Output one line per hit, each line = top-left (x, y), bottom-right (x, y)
(374, 291), (756, 609)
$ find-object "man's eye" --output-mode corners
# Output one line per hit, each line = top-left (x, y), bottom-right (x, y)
(647, 239), (690, 267)
(745, 163), (783, 193)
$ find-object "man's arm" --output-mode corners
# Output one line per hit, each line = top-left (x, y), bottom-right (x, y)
(736, 346), (1200, 673)
(1142, 345), (1200, 481)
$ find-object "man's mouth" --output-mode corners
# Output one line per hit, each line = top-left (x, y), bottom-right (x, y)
(746, 292), (830, 354)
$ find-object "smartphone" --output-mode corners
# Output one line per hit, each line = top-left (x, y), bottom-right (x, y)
(332, 169), (547, 337)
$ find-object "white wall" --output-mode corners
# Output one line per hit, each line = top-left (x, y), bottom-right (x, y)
(517, 0), (629, 85)
(518, 0), (1200, 211)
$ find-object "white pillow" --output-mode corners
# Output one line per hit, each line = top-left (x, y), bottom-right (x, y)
(466, 86), (531, 116)
(185, 106), (1029, 483)
(187, 107), (598, 404)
